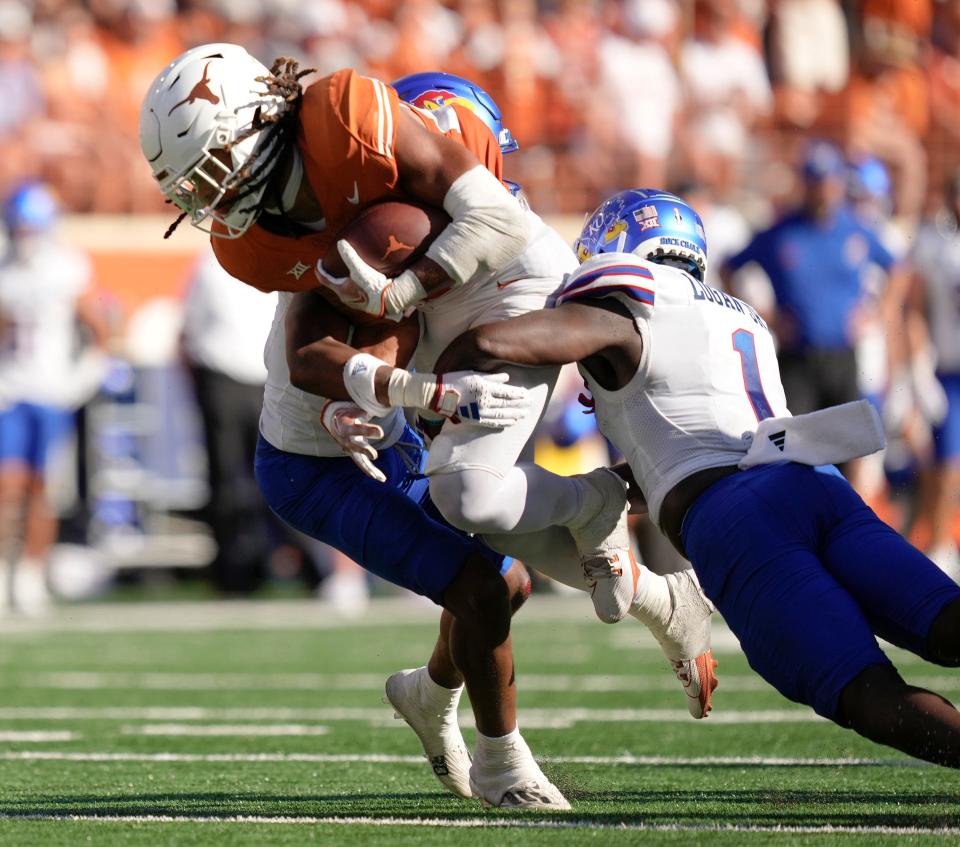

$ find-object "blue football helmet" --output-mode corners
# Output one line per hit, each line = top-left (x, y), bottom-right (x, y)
(391, 71), (520, 155)
(3, 181), (58, 234)
(574, 189), (708, 282)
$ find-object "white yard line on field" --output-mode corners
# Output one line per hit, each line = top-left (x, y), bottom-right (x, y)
(120, 724), (330, 737)
(20, 670), (960, 693)
(0, 705), (821, 725)
(0, 751), (922, 767)
(0, 813), (953, 836)
(21, 670), (771, 692)
(0, 731), (76, 742)
(0, 596), (600, 634)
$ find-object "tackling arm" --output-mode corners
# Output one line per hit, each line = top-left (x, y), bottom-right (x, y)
(434, 300), (642, 391)
(285, 289), (528, 427)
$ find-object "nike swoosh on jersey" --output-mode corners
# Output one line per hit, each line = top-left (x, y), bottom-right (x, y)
(495, 277), (525, 289)
(347, 182), (360, 205)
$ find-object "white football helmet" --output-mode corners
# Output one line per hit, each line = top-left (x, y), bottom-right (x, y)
(139, 43), (287, 238)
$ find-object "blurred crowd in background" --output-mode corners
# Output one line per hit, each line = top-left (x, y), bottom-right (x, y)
(1, 0), (959, 614)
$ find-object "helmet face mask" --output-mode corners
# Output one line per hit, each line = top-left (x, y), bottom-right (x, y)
(574, 189), (709, 282)
(140, 43), (286, 239)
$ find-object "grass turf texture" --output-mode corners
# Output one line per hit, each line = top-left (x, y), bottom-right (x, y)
(0, 596), (957, 845)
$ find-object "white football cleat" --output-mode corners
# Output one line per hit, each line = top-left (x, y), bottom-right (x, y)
(469, 732), (571, 811)
(384, 667), (473, 799)
(582, 547), (639, 624)
(11, 565), (52, 617)
(671, 651), (719, 719)
(569, 468), (635, 623)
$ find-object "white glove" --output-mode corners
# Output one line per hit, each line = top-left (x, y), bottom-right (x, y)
(387, 369), (528, 428)
(314, 240), (426, 321)
(320, 400), (387, 483)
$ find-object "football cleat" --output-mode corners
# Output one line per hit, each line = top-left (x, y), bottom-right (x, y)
(384, 667), (473, 799)
(648, 569), (715, 661)
(671, 651), (719, 719)
(582, 547), (639, 624)
(11, 565), (52, 616)
(469, 733), (571, 811)
(568, 468), (635, 623)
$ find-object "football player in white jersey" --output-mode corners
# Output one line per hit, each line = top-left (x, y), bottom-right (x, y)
(0, 182), (108, 614)
(433, 188), (960, 768)
(910, 169), (960, 581)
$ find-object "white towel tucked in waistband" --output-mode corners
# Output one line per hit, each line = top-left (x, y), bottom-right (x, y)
(738, 399), (886, 470)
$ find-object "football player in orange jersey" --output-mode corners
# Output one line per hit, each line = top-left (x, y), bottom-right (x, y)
(140, 44), (570, 810)
(140, 44), (639, 623)
(138, 45), (714, 803)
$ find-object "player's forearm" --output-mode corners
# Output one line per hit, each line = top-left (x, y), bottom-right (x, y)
(287, 336), (359, 400)
(435, 313), (585, 374)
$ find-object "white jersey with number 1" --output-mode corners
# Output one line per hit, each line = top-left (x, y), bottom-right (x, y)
(555, 253), (790, 527)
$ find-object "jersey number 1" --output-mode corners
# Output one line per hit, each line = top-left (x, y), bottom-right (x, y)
(732, 329), (774, 421)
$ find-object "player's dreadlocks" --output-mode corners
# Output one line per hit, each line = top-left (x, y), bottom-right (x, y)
(163, 56), (315, 239)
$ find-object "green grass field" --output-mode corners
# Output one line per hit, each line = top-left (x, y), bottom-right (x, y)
(0, 595), (958, 845)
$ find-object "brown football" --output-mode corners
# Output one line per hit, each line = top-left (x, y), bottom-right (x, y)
(322, 200), (450, 279)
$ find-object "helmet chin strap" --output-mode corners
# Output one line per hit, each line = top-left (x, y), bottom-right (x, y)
(263, 147), (303, 215)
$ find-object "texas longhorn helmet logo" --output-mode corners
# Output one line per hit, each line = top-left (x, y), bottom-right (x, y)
(168, 62), (220, 116)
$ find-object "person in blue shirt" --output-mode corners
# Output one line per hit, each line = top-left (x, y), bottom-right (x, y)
(721, 141), (907, 482)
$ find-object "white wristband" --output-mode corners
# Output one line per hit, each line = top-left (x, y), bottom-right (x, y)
(386, 369), (459, 417)
(383, 269), (427, 318)
(343, 353), (392, 417)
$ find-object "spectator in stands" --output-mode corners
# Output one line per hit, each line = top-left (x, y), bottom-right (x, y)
(0, 1), (44, 193)
(588, 0), (682, 191)
(908, 170), (960, 582)
(826, 0), (930, 218)
(927, 0), (960, 196)
(0, 182), (108, 614)
(721, 141), (907, 487)
(679, 0), (772, 196)
(767, 0), (849, 129)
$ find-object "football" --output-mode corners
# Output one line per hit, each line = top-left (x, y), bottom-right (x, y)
(321, 200), (450, 279)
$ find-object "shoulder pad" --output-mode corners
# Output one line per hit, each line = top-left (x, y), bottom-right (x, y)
(556, 254), (656, 308)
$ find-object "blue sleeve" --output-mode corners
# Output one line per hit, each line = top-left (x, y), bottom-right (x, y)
(865, 227), (895, 272)
(724, 229), (769, 273)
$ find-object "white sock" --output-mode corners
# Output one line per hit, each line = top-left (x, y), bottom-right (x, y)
(475, 725), (522, 765)
(420, 667), (463, 707)
(628, 565), (672, 627)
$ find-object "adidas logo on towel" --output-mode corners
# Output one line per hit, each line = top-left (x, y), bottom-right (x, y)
(768, 430), (786, 452)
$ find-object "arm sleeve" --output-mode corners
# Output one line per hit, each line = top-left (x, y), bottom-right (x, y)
(724, 231), (766, 273)
(424, 165), (529, 287)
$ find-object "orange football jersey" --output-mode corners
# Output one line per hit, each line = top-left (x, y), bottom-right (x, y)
(212, 69), (504, 294)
